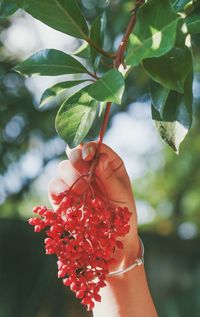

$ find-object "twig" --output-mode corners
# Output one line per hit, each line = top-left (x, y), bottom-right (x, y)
(114, 0), (145, 68)
(89, 0), (145, 178)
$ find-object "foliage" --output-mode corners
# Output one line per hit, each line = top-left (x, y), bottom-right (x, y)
(55, 89), (99, 147)
(135, 113), (200, 232)
(1, 0), (200, 152)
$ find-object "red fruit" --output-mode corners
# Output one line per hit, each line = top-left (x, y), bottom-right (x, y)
(91, 198), (103, 209)
(34, 225), (42, 232)
(94, 293), (101, 302)
(63, 278), (71, 286)
(70, 282), (78, 292)
(87, 299), (95, 311)
(116, 240), (124, 249)
(76, 290), (85, 298)
(28, 182), (132, 311)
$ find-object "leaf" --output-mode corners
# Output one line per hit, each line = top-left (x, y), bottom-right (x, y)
(84, 106), (105, 141)
(125, 0), (180, 66)
(82, 0), (110, 10)
(40, 80), (90, 107)
(143, 47), (193, 93)
(14, 0), (89, 39)
(14, 49), (89, 76)
(98, 0), (110, 8)
(73, 42), (90, 58)
(151, 72), (193, 153)
(185, 7), (200, 34)
(150, 80), (170, 116)
(0, 0), (18, 18)
(87, 69), (125, 104)
(55, 89), (98, 147)
(90, 13), (106, 70)
(193, 0), (200, 9)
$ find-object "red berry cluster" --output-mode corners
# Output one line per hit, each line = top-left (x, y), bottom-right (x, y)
(28, 189), (132, 311)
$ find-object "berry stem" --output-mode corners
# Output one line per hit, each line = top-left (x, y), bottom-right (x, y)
(88, 0), (145, 179)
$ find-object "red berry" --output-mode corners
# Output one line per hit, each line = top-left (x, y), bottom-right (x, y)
(116, 240), (124, 249)
(76, 290), (85, 298)
(28, 179), (132, 311)
(94, 293), (101, 302)
(63, 278), (71, 286)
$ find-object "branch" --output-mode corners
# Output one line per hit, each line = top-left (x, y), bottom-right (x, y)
(114, 0), (145, 68)
(89, 0), (145, 178)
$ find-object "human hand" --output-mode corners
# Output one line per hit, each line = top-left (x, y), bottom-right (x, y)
(48, 142), (140, 272)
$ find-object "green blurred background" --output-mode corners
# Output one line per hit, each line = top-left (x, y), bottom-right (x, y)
(1, 1), (200, 316)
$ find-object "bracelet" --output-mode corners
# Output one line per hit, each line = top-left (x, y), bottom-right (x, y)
(107, 237), (144, 277)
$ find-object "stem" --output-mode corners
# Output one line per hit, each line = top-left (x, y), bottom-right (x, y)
(114, 13), (137, 68)
(86, 37), (117, 59)
(88, 102), (112, 182)
(89, 0), (145, 178)
(87, 70), (99, 80)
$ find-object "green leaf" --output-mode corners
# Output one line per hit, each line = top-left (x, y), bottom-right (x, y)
(15, 0), (89, 39)
(0, 0), (18, 18)
(14, 49), (89, 76)
(55, 89), (98, 147)
(143, 47), (193, 93)
(82, 0), (110, 10)
(193, 0), (200, 9)
(150, 80), (170, 116)
(84, 106), (105, 141)
(97, 0), (110, 8)
(87, 69), (125, 104)
(185, 8), (200, 34)
(90, 13), (106, 70)
(73, 42), (90, 58)
(125, 0), (180, 66)
(40, 80), (90, 107)
(151, 72), (193, 153)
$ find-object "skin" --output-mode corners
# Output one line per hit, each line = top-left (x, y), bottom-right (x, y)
(48, 142), (158, 317)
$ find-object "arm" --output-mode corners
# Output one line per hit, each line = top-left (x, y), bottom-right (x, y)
(93, 245), (158, 317)
(48, 142), (158, 317)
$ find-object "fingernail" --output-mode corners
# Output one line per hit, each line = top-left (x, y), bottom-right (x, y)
(82, 146), (94, 160)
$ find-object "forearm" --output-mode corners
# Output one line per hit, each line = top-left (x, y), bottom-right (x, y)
(93, 241), (158, 317)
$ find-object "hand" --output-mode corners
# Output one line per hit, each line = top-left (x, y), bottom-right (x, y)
(48, 142), (140, 272)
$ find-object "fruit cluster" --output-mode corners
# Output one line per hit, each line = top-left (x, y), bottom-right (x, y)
(28, 189), (131, 311)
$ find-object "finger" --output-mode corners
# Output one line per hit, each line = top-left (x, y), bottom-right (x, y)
(66, 147), (91, 175)
(82, 142), (128, 180)
(58, 160), (87, 194)
(48, 178), (69, 208)
(95, 153), (131, 205)
(58, 160), (80, 185)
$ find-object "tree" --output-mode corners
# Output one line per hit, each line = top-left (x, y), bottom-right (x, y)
(1, 0), (200, 153)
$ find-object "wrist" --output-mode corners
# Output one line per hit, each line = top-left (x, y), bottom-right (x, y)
(119, 234), (141, 269)
(106, 233), (141, 277)
(108, 237), (144, 278)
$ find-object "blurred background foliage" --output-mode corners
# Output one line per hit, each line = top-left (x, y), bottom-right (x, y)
(1, 0), (200, 316)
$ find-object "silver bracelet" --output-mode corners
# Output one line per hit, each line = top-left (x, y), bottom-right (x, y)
(107, 237), (144, 277)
